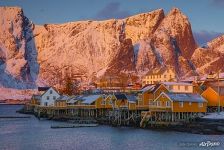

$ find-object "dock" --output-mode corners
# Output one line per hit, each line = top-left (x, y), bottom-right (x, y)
(51, 123), (99, 128)
(0, 116), (31, 118)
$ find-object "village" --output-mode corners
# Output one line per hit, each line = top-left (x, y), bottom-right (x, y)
(23, 67), (224, 133)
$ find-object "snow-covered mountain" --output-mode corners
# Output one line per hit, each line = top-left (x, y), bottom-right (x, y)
(192, 35), (224, 74)
(0, 6), (223, 94)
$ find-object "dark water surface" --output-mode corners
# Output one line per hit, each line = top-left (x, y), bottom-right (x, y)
(0, 105), (223, 150)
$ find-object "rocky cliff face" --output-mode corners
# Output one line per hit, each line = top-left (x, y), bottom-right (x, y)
(0, 6), (223, 90)
(135, 8), (197, 77)
(192, 35), (224, 74)
(0, 7), (38, 89)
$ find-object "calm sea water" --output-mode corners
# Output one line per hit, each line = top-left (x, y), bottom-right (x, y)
(0, 105), (223, 150)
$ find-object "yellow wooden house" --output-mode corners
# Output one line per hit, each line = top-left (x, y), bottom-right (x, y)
(140, 92), (207, 125)
(201, 86), (224, 111)
(151, 92), (207, 113)
(137, 84), (169, 110)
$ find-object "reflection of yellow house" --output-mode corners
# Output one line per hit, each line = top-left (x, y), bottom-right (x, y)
(201, 86), (224, 108)
(137, 84), (169, 110)
(151, 92), (207, 113)
(142, 68), (176, 86)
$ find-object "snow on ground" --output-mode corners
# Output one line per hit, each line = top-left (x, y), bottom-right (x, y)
(0, 88), (36, 100)
(202, 112), (224, 120)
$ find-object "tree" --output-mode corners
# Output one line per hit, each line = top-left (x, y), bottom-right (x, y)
(63, 75), (73, 95)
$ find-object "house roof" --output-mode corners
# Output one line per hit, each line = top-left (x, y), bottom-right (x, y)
(81, 95), (101, 104)
(140, 85), (155, 93)
(125, 95), (137, 103)
(151, 84), (164, 93)
(165, 93), (207, 103)
(114, 94), (127, 100)
(38, 87), (50, 91)
(56, 95), (70, 101)
(162, 82), (192, 86)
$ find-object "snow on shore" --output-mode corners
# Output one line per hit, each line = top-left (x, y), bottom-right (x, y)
(202, 112), (224, 120)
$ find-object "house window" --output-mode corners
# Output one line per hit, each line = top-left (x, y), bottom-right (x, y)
(50, 90), (53, 94)
(189, 102), (192, 105)
(170, 85), (173, 90)
(170, 75), (172, 79)
(178, 85), (180, 90)
(157, 101), (161, 106)
(185, 86), (189, 91)
(179, 102), (183, 107)
(198, 103), (203, 108)
(44, 102), (48, 106)
(53, 96), (56, 100)
(164, 75), (167, 78)
(166, 101), (171, 107)
(47, 96), (49, 100)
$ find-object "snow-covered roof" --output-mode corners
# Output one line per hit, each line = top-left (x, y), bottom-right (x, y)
(81, 95), (102, 104)
(126, 95), (137, 103)
(66, 95), (83, 103)
(140, 85), (155, 93)
(56, 95), (70, 101)
(165, 93), (207, 103)
(162, 82), (192, 86)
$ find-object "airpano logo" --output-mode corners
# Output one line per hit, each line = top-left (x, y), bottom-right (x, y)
(199, 141), (220, 147)
(178, 141), (221, 147)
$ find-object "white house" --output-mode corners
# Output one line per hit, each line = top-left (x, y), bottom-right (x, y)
(38, 87), (60, 106)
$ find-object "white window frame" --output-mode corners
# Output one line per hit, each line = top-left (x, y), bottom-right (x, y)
(166, 101), (171, 107)
(47, 96), (49, 100)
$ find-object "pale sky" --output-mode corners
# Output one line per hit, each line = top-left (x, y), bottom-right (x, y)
(1, 0), (224, 44)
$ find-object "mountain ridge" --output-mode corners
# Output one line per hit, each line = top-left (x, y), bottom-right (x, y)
(0, 6), (223, 91)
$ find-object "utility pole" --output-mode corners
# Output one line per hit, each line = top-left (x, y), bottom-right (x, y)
(218, 70), (221, 114)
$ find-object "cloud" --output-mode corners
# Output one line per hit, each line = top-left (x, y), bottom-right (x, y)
(211, 0), (224, 8)
(95, 2), (130, 20)
(193, 31), (223, 45)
